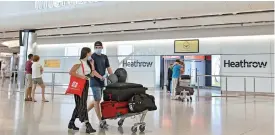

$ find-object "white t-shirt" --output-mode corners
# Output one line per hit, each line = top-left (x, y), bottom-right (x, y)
(32, 62), (43, 78)
(76, 60), (91, 76)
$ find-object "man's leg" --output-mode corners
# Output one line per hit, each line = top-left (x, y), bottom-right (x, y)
(167, 79), (171, 92)
(90, 87), (102, 121)
(26, 74), (33, 100)
(25, 75), (30, 100)
(171, 78), (178, 98)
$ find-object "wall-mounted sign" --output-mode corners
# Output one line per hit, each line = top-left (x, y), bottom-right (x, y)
(122, 60), (153, 68)
(223, 60), (267, 68)
(174, 39), (199, 53)
(44, 59), (60, 68)
(35, 1), (100, 10)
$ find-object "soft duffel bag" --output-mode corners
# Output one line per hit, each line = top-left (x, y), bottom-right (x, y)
(103, 87), (147, 102)
(128, 94), (157, 113)
(101, 101), (129, 120)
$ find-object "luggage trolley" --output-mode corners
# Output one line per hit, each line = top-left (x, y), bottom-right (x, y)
(175, 75), (194, 102)
(100, 110), (148, 133)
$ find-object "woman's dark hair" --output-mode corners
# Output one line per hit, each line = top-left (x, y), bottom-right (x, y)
(80, 47), (92, 71)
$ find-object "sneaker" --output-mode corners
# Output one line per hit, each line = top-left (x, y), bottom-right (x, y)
(86, 122), (96, 134)
(68, 122), (79, 131)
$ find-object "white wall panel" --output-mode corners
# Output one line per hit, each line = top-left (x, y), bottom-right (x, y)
(35, 34), (274, 92)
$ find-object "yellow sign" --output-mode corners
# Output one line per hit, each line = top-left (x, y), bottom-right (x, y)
(44, 59), (60, 68)
(174, 39), (199, 53)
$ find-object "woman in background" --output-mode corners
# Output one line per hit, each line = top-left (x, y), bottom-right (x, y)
(68, 47), (96, 134)
(31, 55), (48, 102)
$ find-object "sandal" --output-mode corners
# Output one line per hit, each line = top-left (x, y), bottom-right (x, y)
(42, 100), (49, 102)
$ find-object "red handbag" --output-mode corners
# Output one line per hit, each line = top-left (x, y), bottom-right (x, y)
(65, 61), (86, 97)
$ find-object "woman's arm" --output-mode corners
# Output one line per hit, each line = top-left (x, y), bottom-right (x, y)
(69, 64), (86, 79)
(40, 66), (44, 74)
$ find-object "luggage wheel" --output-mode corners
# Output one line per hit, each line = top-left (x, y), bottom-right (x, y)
(139, 125), (146, 132)
(131, 126), (138, 133)
(131, 124), (145, 133)
(118, 119), (124, 127)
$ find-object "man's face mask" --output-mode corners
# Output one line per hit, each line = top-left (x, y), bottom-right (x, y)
(95, 48), (102, 54)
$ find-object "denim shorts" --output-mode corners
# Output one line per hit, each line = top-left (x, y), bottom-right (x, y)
(91, 86), (103, 101)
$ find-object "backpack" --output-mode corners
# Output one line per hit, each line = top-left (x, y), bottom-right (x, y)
(128, 94), (157, 113)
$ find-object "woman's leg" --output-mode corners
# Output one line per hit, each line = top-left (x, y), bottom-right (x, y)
(40, 83), (48, 102)
(68, 94), (80, 130)
(31, 82), (37, 102)
(78, 82), (89, 122)
(78, 81), (96, 133)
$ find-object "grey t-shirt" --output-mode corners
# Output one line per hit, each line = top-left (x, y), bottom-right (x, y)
(90, 53), (110, 87)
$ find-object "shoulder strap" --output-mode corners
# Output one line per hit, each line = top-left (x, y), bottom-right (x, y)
(80, 60), (85, 75)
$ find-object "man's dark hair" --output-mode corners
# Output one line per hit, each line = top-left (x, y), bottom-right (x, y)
(94, 41), (103, 47)
(28, 54), (33, 60)
(175, 59), (181, 63)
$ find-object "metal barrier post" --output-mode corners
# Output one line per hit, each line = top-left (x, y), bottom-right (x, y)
(13, 71), (16, 85)
(51, 73), (55, 99)
(197, 76), (200, 101)
(244, 78), (246, 101)
(253, 77), (256, 99)
(225, 77), (228, 101)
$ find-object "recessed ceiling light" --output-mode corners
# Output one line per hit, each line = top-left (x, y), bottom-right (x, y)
(91, 24), (95, 27)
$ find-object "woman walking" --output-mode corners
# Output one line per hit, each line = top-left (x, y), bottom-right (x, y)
(31, 55), (48, 102)
(68, 47), (96, 134)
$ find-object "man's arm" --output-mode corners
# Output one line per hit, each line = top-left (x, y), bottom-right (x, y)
(90, 60), (104, 80)
(105, 56), (113, 74)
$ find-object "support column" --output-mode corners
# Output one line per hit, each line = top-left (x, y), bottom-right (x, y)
(18, 30), (37, 89)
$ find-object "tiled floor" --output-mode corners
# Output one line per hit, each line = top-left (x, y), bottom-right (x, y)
(0, 79), (274, 135)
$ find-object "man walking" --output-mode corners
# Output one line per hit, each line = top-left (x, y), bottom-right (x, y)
(167, 64), (173, 93)
(88, 41), (113, 127)
(25, 54), (33, 101)
(171, 59), (184, 99)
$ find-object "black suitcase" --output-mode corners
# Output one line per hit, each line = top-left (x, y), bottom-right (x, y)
(176, 86), (194, 95)
(181, 75), (191, 80)
(106, 82), (143, 90)
(103, 87), (147, 101)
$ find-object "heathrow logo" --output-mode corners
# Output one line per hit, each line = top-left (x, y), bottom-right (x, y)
(224, 59), (267, 68)
(122, 60), (153, 68)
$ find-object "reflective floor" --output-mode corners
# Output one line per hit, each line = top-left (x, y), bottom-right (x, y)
(0, 79), (274, 135)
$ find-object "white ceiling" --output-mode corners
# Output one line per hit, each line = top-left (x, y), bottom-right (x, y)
(0, 1), (273, 32)
(0, 1), (274, 53)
